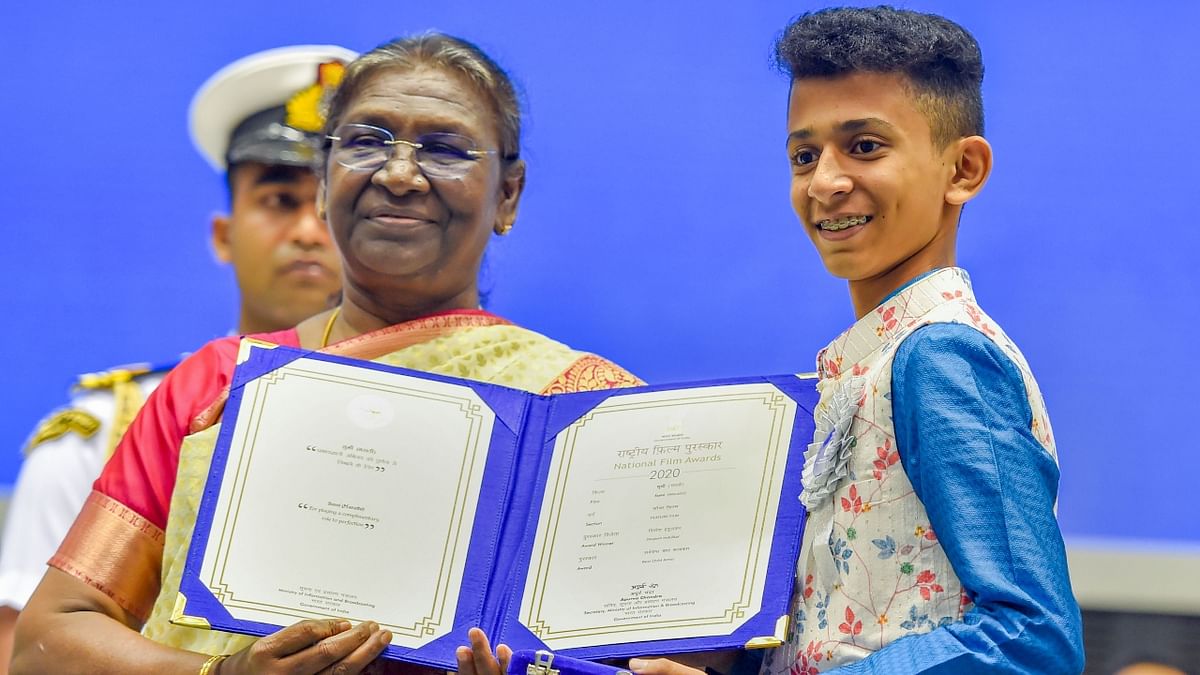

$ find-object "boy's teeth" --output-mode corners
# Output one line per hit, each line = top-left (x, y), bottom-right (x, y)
(819, 215), (869, 231)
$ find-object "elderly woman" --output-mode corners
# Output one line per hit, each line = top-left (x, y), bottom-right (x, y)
(12, 34), (639, 675)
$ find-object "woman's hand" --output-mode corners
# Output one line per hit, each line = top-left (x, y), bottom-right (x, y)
(455, 627), (512, 675)
(220, 618), (391, 674)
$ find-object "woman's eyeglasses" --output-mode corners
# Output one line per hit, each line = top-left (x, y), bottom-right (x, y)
(326, 123), (497, 180)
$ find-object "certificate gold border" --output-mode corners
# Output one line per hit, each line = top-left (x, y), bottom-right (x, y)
(202, 356), (490, 640)
(523, 386), (795, 642)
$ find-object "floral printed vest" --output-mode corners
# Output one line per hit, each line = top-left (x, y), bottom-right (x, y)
(763, 268), (1056, 673)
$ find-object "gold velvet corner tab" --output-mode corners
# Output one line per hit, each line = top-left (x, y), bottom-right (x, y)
(237, 338), (280, 364)
(169, 592), (212, 630)
(743, 636), (782, 649)
(744, 614), (789, 649)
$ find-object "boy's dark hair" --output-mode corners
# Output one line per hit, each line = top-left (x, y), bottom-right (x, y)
(775, 6), (984, 147)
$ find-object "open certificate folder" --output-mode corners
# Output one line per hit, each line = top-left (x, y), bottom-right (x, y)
(173, 340), (818, 669)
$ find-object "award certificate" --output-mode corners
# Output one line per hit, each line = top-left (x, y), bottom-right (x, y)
(175, 341), (817, 669)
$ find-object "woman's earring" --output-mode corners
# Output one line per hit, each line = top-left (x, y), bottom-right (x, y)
(494, 221), (513, 235)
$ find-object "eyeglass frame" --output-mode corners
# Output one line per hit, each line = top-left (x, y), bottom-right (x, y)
(324, 123), (502, 179)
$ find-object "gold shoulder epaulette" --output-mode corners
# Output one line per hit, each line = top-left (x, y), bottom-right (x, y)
(25, 409), (102, 455)
(75, 364), (153, 391)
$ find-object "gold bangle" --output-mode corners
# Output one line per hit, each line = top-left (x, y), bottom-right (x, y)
(198, 654), (228, 675)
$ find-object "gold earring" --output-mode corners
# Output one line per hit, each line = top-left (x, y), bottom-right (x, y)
(494, 221), (513, 235)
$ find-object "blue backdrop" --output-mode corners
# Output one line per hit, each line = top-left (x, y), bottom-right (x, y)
(2, 1), (1197, 550)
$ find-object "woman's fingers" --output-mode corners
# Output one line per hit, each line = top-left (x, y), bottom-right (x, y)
(257, 618), (354, 658)
(289, 621), (386, 673)
(230, 619), (381, 675)
(223, 619), (358, 673)
(315, 625), (393, 674)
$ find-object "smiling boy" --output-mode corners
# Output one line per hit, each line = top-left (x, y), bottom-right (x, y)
(766, 6), (1084, 673)
(450, 8), (1084, 675)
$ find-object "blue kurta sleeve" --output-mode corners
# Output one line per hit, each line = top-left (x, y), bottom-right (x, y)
(837, 322), (1083, 674)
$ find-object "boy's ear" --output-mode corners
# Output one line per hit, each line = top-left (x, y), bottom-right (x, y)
(945, 135), (993, 206)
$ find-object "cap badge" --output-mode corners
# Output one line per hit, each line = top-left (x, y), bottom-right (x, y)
(285, 60), (347, 133)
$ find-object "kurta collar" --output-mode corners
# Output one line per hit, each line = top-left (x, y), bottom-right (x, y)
(816, 267), (975, 380)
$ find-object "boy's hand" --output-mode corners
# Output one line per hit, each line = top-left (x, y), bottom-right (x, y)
(629, 650), (738, 675)
(456, 627), (513, 675)
(628, 659), (705, 675)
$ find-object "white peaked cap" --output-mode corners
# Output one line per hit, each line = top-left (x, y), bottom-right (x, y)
(189, 44), (358, 171)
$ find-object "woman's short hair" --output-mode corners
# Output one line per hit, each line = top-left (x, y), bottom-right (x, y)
(323, 32), (522, 162)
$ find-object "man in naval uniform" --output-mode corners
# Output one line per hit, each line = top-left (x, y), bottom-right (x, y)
(0, 44), (355, 669)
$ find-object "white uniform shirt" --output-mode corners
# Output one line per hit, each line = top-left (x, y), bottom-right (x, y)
(0, 373), (164, 609)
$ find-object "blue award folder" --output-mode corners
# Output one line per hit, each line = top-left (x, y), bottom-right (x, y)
(173, 340), (817, 670)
